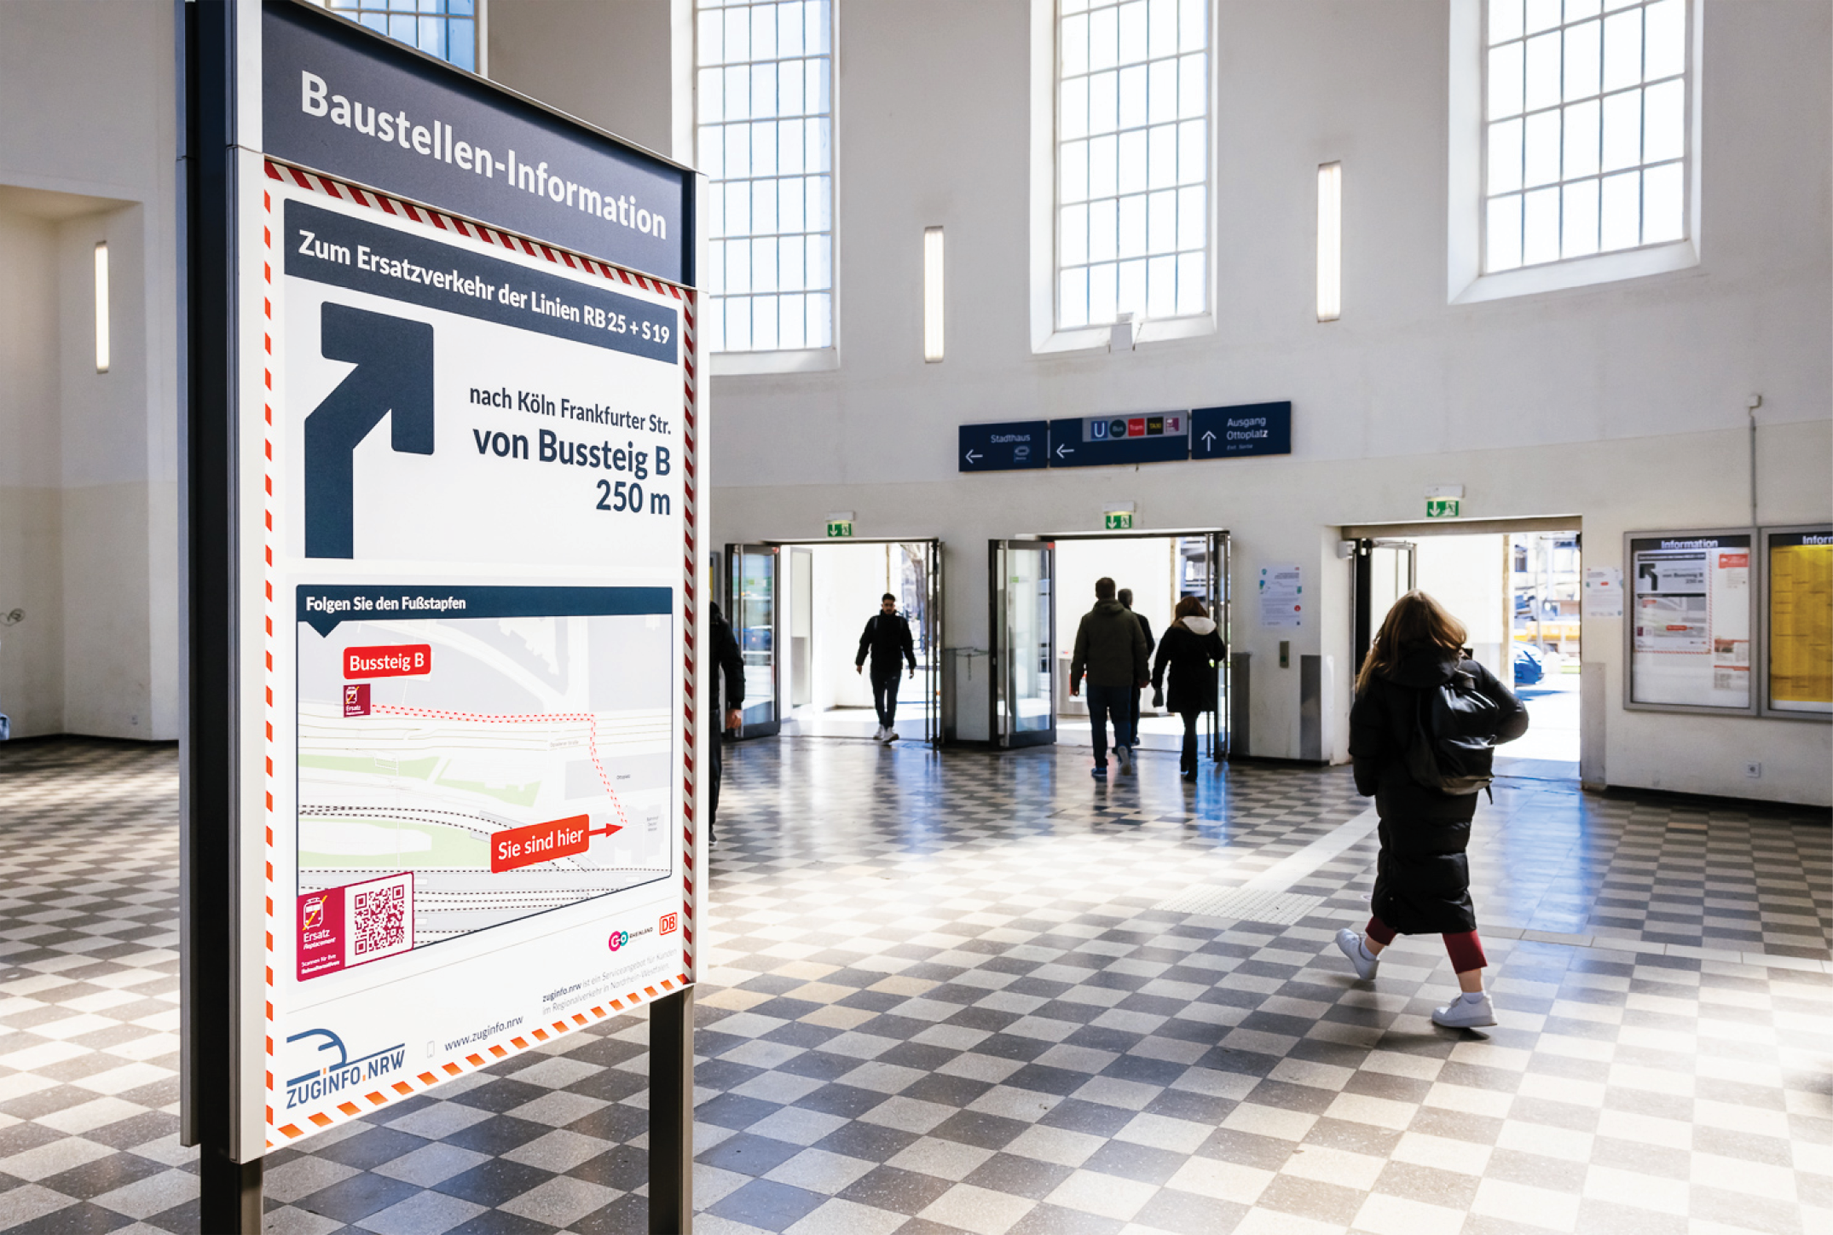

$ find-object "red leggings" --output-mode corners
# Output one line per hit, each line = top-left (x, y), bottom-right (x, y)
(1366, 916), (1487, 972)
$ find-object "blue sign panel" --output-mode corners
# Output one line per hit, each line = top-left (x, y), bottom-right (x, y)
(959, 421), (1049, 472)
(263, 0), (692, 284)
(1047, 414), (1189, 468)
(1191, 401), (1292, 459)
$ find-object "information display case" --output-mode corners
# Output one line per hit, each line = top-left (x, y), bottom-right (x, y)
(1624, 529), (1757, 714)
(1760, 525), (1833, 719)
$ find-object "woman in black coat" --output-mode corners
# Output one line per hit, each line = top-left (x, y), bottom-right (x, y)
(1151, 596), (1226, 781)
(1334, 590), (1527, 1029)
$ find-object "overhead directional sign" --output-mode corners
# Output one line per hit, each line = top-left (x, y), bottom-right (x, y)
(1191, 401), (1292, 460)
(1047, 413), (1188, 468)
(959, 420), (1049, 472)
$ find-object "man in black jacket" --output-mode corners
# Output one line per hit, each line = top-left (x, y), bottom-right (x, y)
(855, 593), (916, 742)
(1117, 588), (1156, 757)
(708, 602), (745, 847)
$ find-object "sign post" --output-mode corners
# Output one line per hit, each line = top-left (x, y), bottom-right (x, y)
(183, 5), (702, 1229)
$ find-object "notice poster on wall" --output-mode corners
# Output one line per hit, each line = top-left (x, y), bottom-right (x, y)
(1583, 567), (1623, 618)
(1259, 564), (1303, 628)
(1767, 529), (1833, 714)
(1628, 533), (1751, 709)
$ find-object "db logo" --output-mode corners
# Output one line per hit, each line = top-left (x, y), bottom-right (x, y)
(658, 913), (678, 936)
(607, 930), (630, 951)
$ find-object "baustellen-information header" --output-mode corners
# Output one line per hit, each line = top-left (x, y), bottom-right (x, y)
(262, 0), (692, 285)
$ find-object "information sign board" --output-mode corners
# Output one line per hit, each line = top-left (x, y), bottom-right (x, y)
(1048, 414), (1188, 468)
(263, 0), (691, 282)
(191, 0), (701, 1170)
(959, 420), (1049, 472)
(1190, 401), (1291, 460)
(1764, 527), (1833, 716)
(1626, 531), (1754, 712)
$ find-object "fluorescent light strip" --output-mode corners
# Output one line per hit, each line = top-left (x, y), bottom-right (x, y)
(1316, 162), (1341, 322)
(923, 226), (944, 362)
(94, 241), (110, 372)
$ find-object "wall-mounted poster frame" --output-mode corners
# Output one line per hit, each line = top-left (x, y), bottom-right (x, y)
(1623, 528), (1758, 715)
(1759, 524), (1833, 721)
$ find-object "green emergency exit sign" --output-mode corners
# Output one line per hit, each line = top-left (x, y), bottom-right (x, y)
(1426, 497), (1460, 518)
(826, 520), (853, 537)
(1104, 511), (1134, 530)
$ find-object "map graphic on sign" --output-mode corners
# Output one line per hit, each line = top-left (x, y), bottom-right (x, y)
(294, 587), (672, 974)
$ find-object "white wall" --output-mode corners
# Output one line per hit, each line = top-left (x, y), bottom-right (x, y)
(684, 0), (1831, 804)
(1414, 533), (1509, 683)
(0, 0), (181, 739)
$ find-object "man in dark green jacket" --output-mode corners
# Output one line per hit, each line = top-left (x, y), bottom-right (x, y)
(1069, 577), (1149, 778)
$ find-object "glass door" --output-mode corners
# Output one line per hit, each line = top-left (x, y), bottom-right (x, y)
(893, 540), (944, 745)
(1207, 531), (1231, 760)
(989, 540), (1055, 748)
(1354, 538), (1416, 676)
(725, 543), (781, 738)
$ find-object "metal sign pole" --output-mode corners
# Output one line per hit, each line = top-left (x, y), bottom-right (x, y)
(648, 987), (696, 1233)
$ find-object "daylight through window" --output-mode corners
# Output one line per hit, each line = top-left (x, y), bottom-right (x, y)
(696, 0), (834, 354)
(1056, 0), (1209, 331)
(1483, 0), (1689, 273)
(323, 0), (478, 72)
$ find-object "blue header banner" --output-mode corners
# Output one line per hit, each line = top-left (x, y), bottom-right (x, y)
(959, 421), (1049, 472)
(262, 0), (692, 285)
(284, 199), (678, 363)
(1047, 415), (1189, 468)
(298, 584), (673, 635)
(1191, 402), (1292, 460)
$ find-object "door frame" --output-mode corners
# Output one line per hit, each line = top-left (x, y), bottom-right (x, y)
(725, 543), (783, 738)
(989, 539), (1057, 748)
(751, 537), (946, 746)
(1002, 527), (1233, 761)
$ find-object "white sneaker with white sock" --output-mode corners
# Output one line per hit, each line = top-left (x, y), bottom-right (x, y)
(1334, 929), (1379, 981)
(1431, 990), (1497, 1028)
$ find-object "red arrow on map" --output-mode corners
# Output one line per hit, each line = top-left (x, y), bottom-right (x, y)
(589, 824), (623, 839)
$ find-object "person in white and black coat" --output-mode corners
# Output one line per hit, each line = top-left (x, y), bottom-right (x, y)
(855, 593), (916, 742)
(1151, 596), (1225, 780)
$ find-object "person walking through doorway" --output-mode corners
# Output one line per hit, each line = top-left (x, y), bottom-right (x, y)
(1117, 588), (1156, 757)
(708, 601), (745, 849)
(1151, 596), (1225, 781)
(855, 592), (916, 742)
(1332, 590), (1527, 1028)
(1069, 576), (1150, 779)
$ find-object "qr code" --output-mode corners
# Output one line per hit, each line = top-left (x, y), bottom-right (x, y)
(352, 883), (406, 957)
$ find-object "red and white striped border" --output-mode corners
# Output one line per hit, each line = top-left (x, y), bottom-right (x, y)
(260, 159), (701, 1146)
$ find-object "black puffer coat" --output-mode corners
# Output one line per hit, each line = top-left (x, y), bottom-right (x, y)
(1152, 618), (1226, 713)
(1350, 645), (1527, 934)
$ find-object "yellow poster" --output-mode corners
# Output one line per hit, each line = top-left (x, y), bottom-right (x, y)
(1770, 539), (1833, 707)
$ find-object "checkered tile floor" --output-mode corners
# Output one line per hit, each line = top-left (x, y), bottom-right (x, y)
(1, 735), (1829, 1234)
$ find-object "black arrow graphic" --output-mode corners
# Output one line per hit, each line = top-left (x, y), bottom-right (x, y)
(305, 303), (435, 559)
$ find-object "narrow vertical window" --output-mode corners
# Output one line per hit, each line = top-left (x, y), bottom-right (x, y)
(320, 0), (480, 72)
(1316, 162), (1342, 321)
(923, 227), (945, 362)
(696, 0), (835, 355)
(1056, 0), (1210, 331)
(93, 242), (110, 374)
(1482, 0), (1689, 273)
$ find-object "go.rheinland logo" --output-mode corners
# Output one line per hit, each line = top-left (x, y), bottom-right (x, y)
(283, 1027), (407, 1110)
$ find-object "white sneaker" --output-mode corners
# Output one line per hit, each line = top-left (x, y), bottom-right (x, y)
(883, 728), (898, 743)
(1335, 929), (1379, 981)
(872, 725), (886, 741)
(1431, 991), (1497, 1029)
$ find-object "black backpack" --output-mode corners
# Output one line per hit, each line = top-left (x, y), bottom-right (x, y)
(1403, 662), (1505, 796)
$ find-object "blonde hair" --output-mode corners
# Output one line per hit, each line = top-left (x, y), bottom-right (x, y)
(1354, 590), (1468, 696)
